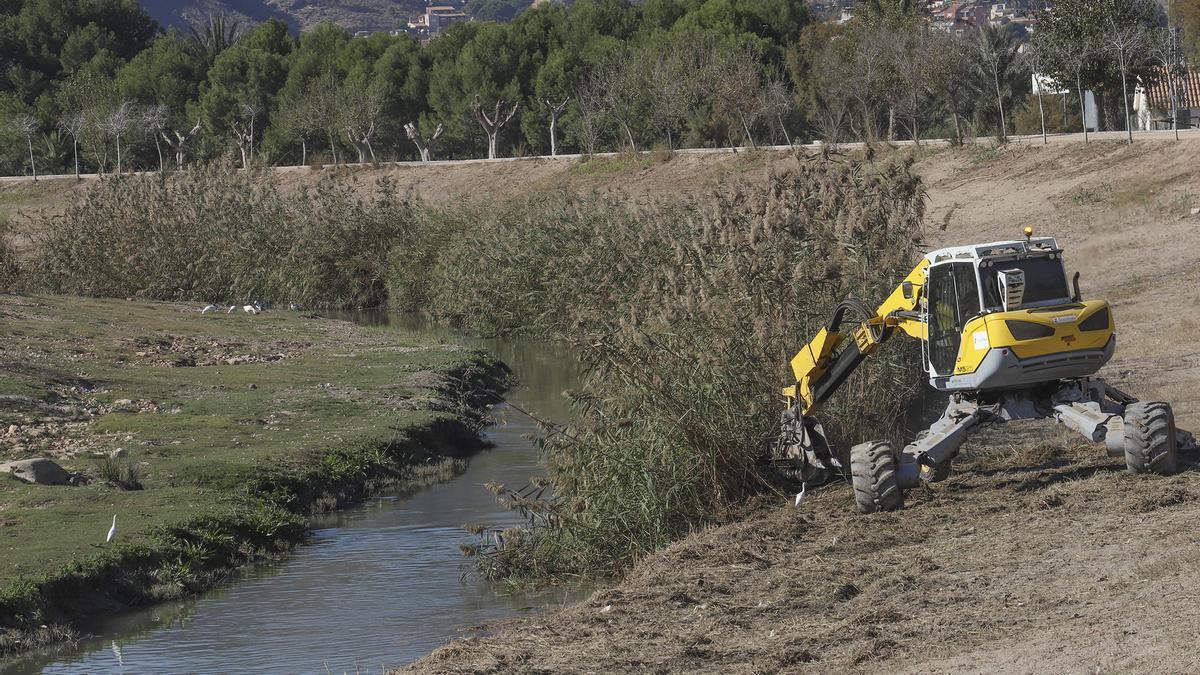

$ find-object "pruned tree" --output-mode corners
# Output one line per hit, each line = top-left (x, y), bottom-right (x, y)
(647, 39), (707, 150)
(229, 102), (263, 168)
(404, 120), (444, 162)
(1025, 37), (1052, 145)
(759, 79), (795, 147)
(471, 95), (519, 160)
(10, 114), (39, 180)
(141, 104), (169, 172)
(341, 81), (385, 164)
(927, 29), (973, 145)
(1104, 0), (1153, 143)
(595, 52), (646, 151)
(544, 97), (569, 157)
(575, 75), (606, 156)
(712, 45), (766, 150)
(58, 111), (86, 179)
(161, 121), (201, 171)
(1149, 25), (1187, 140)
(973, 24), (1024, 141)
(97, 102), (135, 174)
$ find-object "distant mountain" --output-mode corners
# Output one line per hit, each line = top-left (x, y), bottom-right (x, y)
(137, 0), (427, 34)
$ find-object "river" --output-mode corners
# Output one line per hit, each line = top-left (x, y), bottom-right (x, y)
(2, 314), (582, 674)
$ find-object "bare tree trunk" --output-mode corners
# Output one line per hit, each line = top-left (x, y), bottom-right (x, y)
(1076, 72), (1089, 144)
(366, 139), (376, 163)
(952, 109), (962, 146)
(887, 106), (896, 141)
(26, 138), (36, 181)
(116, 135), (123, 174)
(992, 64), (1007, 140)
(549, 114), (559, 156)
(73, 139), (79, 179)
(1119, 59), (1133, 144)
(328, 132), (338, 167)
(1037, 86), (1047, 145)
(154, 134), (164, 172)
(1169, 75), (1179, 141)
(301, 138), (307, 166)
(776, 113), (792, 146)
(740, 115), (756, 150)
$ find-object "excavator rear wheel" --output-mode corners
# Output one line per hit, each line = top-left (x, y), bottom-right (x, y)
(1124, 401), (1178, 475)
(850, 440), (903, 513)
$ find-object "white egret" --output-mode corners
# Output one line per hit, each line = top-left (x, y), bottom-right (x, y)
(201, 304), (219, 314)
(793, 482), (806, 507)
(106, 514), (117, 543)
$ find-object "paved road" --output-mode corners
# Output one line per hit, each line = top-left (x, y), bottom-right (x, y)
(3, 128), (1197, 184)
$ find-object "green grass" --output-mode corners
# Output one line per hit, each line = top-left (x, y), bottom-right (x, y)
(0, 294), (503, 652)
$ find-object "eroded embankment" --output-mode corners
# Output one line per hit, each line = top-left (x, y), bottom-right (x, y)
(0, 295), (507, 656)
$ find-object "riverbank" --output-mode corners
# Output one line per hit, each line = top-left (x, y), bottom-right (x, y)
(0, 295), (506, 656)
(398, 138), (1200, 671)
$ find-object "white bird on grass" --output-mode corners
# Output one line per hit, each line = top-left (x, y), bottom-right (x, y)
(243, 301), (262, 315)
(106, 514), (117, 543)
(201, 304), (219, 314)
(226, 305), (236, 314)
(793, 482), (807, 507)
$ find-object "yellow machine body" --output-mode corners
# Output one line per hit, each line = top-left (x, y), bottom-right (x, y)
(784, 236), (1116, 414)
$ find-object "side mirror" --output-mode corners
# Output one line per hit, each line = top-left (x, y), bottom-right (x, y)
(902, 281), (914, 299)
(998, 269), (1025, 311)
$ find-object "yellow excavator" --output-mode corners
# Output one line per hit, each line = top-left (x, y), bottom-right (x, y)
(776, 228), (1196, 513)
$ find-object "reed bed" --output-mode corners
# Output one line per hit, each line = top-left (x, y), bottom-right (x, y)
(405, 154), (928, 578)
(32, 168), (416, 308)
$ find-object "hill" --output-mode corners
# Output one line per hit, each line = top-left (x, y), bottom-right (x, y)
(137, 0), (423, 33)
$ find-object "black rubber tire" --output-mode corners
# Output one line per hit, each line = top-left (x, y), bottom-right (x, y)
(850, 440), (903, 514)
(1124, 401), (1178, 475)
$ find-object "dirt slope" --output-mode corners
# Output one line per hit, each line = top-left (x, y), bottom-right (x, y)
(401, 138), (1200, 673)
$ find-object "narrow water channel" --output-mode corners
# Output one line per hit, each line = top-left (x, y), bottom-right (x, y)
(4, 314), (582, 674)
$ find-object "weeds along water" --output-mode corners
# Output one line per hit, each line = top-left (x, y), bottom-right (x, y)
(11, 154), (929, 581)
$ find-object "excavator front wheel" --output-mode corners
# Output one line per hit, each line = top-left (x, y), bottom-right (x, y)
(1124, 401), (1178, 475)
(850, 440), (904, 513)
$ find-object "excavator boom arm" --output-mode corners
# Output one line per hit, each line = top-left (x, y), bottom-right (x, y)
(785, 259), (930, 414)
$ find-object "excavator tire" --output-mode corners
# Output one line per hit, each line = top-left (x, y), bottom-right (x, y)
(850, 440), (903, 513)
(1124, 401), (1178, 475)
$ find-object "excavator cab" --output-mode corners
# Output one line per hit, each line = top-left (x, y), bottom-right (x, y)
(920, 238), (1114, 393)
(776, 230), (1194, 514)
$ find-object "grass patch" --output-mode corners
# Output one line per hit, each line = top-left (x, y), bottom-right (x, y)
(0, 295), (506, 656)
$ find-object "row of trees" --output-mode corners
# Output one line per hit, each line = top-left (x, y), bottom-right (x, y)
(805, 0), (1190, 149)
(0, 0), (1196, 176)
(0, 0), (811, 176)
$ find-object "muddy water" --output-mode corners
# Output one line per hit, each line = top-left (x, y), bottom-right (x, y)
(5, 315), (582, 674)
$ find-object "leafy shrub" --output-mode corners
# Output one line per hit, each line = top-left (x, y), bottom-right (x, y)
(32, 168), (416, 308)
(400, 154), (927, 577)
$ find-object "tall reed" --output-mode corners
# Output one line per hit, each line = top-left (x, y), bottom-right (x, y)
(400, 154), (928, 577)
(33, 168), (416, 308)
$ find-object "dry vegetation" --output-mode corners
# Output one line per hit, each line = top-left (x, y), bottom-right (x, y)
(396, 137), (1200, 672)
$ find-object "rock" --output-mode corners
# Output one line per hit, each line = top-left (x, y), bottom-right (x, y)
(1191, 207), (1200, 217)
(110, 447), (126, 458)
(0, 458), (72, 486)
